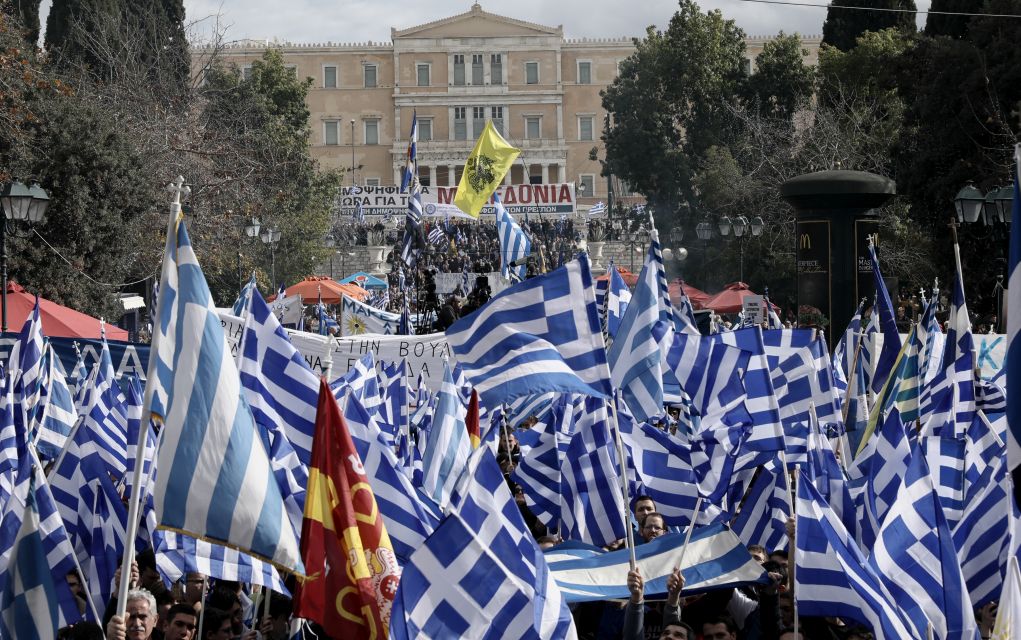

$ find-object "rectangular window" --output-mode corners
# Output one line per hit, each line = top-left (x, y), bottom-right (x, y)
(324, 121), (340, 146)
(491, 54), (503, 85)
(471, 54), (484, 85)
(578, 61), (592, 84)
(525, 116), (541, 139)
(324, 65), (337, 88)
(491, 107), (504, 136)
(453, 54), (465, 86)
(241, 65), (253, 81)
(365, 119), (379, 145)
(363, 64), (377, 88)
(579, 116), (594, 141)
(419, 118), (433, 141)
(419, 170), (431, 187)
(580, 174), (595, 197)
(454, 107), (467, 140)
(525, 61), (539, 85)
(472, 107), (486, 138)
(365, 178), (380, 187)
(417, 63), (430, 87)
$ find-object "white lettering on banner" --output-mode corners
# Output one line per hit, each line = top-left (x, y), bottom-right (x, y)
(332, 333), (451, 389)
(872, 333), (1007, 381)
(338, 183), (577, 217)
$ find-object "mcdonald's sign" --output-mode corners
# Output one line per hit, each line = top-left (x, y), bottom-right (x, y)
(800, 233), (811, 249)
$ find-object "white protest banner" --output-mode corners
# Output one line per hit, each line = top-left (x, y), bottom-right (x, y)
(218, 312), (334, 377)
(338, 183), (577, 218)
(331, 332), (451, 389)
(341, 295), (400, 335)
(269, 293), (304, 326)
(742, 295), (766, 325)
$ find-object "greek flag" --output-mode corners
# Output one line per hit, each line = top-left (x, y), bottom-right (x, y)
(858, 406), (912, 550)
(604, 265), (631, 339)
(952, 457), (1012, 607)
(794, 469), (917, 640)
(232, 272), (257, 316)
(496, 194), (531, 281)
(867, 451), (980, 640)
(833, 298), (866, 389)
(342, 391), (440, 564)
(401, 110), (418, 193)
(77, 339), (129, 481)
(378, 360), (409, 442)
(731, 461), (789, 552)
(238, 290), (319, 467)
(33, 347), (77, 462)
(559, 396), (627, 546)
(155, 530), (288, 595)
(607, 229), (668, 421)
(391, 446), (576, 640)
(868, 240), (902, 394)
(511, 395), (570, 529)
(717, 328), (786, 453)
(547, 523), (768, 603)
(422, 362), (472, 511)
(9, 297), (44, 436)
(446, 254), (613, 407)
(587, 201), (605, 216)
(1004, 146), (1021, 471)
(400, 116), (424, 267)
(0, 474), (73, 639)
(427, 226), (446, 246)
(770, 336), (843, 433)
(146, 212), (302, 571)
(934, 249), (977, 437)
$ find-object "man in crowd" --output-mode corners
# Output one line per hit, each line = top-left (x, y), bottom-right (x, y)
(639, 512), (668, 544)
(702, 615), (739, 640)
(162, 604), (199, 640)
(624, 565), (692, 640)
(106, 589), (159, 640)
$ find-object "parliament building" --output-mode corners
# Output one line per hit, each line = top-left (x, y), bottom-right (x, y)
(197, 3), (821, 211)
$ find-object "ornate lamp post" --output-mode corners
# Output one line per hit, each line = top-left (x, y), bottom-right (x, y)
(954, 182), (1014, 332)
(239, 216), (261, 293)
(260, 225), (282, 287)
(717, 214), (763, 282)
(0, 181), (50, 332)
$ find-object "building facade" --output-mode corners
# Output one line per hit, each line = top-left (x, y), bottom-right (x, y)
(199, 3), (821, 210)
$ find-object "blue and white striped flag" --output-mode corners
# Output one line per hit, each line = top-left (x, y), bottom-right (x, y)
(868, 450), (980, 640)
(604, 264), (631, 339)
(858, 406), (912, 549)
(717, 328), (787, 454)
(427, 226), (446, 246)
(155, 530), (289, 595)
(511, 394), (570, 529)
(33, 347), (76, 462)
(146, 211), (302, 571)
(1003, 146), (1020, 469)
(400, 116), (424, 267)
(868, 241), (902, 394)
(952, 457), (1012, 608)
(77, 339), (128, 481)
(9, 297), (44, 437)
(547, 523), (768, 602)
(731, 461), (789, 552)
(0, 473), (77, 639)
(446, 254), (613, 407)
(587, 201), (605, 216)
(795, 469), (917, 640)
(232, 271), (257, 316)
(931, 243), (978, 438)
(238, 290), (319, 467)
(833, 298), (865, 390)
(401, 110), (418, 192)
(496, 194), (531, 281)
(342, 391), (440, 564)
(422, 361), (472, 511)
(391, 446), (576, 640)
(607, 228), (668, 422)
(559, 396), (627, 547)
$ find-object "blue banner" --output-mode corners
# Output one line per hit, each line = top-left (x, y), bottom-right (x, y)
(1, 333), (150, 380)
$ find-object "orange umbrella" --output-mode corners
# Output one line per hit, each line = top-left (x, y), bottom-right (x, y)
(703, 282), (778, 314)
(272, 276), (371, 305)
(668, 279), (711, 309)
(3, 281), (129, 340)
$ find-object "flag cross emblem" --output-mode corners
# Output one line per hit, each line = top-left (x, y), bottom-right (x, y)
(466, 155), (496, 193)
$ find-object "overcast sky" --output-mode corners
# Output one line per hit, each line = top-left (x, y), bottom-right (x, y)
(40, 0), (934, 45)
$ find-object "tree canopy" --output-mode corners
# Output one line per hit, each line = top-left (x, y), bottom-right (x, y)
(822, 0), (917, 52)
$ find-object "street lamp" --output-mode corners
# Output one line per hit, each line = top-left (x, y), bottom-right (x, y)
(239, 216), (261, 293)
(695, 219), (713, 287)
(954, 182), (1014, 331)
(1, 181), (50, 332)
(260, 225), (281, 287)
(718, 214), (764, 282)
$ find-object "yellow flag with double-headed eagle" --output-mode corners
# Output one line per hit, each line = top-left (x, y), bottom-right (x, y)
(453, 120), (520, 217)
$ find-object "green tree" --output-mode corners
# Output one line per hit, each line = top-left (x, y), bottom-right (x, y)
(822, 0), (917, 51)
(923, 0), (975, 38)
(122, 0), (190, 93)
(5, 0), (41, 45)
(743, 32), (815, 123)
(601, 0), (747, 218)
(198, 49), (341, 303)
(44, 0), (120, 75)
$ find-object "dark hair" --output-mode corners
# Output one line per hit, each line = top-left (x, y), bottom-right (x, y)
(633, 495), (655, 507)
(664, 621), (695, 638)
(703, 614), (738, 633)
(640, 512), (665, 527)
(205, 587), (240, 613)
(762, 560), (788, 583)
(268, 593), (293, 620)
(747, 544), (767, 557)
(200, 608), (232, 639)
(62, 622), (104, 640)
(165, 603), (198, 625)
(136, 549), (157, 573)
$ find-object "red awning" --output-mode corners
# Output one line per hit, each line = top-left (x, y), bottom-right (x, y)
(596, 267), (639, 287)
(703, 282), (778, 314)
(4, 282), (129, 340)
(668, 279), (712, 309)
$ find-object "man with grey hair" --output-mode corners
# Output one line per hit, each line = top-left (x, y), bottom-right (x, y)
(105, 589), (158, 640)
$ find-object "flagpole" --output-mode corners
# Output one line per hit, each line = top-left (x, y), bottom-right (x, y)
(114, 177), (188, 622)
(791, 465), (799, 640)
(675, 497), (702, 573)
(608, 393), (637, 571)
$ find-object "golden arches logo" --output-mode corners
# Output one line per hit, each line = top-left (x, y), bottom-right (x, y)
(799, 233), (811, 250)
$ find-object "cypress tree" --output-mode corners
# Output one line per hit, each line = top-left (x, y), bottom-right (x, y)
(822, 0), (917, 51)
(44, 0), (120, 75)
(9, 0), (42, 45)
(924, 0), (975, 38)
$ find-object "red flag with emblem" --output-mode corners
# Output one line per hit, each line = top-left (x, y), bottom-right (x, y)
(293, 378), (401, 639)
